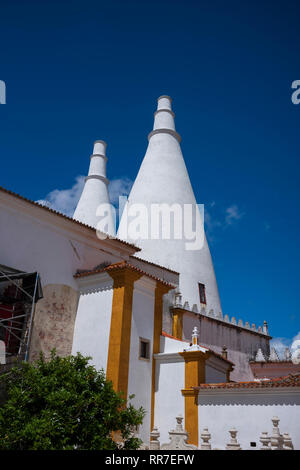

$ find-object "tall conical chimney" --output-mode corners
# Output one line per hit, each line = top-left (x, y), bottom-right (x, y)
(118, 96), (222, 314)
(73, 140), (115, 235)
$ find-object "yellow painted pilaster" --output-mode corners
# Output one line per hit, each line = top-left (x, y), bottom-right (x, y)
(180, 350), (210, 447)
(172, 309), (183, 340)
(106, 267), (142, 400)
(181, 389), (199, 446)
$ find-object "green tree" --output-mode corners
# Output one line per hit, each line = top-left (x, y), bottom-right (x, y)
(0, 351), (145, 450)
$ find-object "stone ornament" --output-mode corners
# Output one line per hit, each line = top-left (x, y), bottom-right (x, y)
(200, 427), (211, 450)
(160, 415), (198, 450)
(226, 428), (241, 450)
(149, 427), (160, 450)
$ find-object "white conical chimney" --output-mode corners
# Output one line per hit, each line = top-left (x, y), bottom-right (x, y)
(118, 96), (222, 314)
(73, 140), (115, 235)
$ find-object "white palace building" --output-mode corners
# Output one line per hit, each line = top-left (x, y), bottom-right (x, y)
(0, 96), (299, 449)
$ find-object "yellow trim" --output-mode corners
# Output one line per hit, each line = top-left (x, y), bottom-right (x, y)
(150, 283), (172, 434)
(179, 350), (209, 447)
(172, 310), (183, 340)
(106, 267), (142, 400)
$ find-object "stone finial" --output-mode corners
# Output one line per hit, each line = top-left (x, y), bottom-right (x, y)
(269, 348), (279, 362)
(258, 326), (263, 333)
(174, 292), (182, 308)
(222, 346), (228, 360)
(200, 307), (206, 316)
(185, 327), (206, 352)
(218, 311), (223, 320)
(200, 427), (211, 450)
(150, 427), (160, 450)
(245, 321), (250, 329)
(192, 304), (198, 313)
(183, 301), (190, 310)
(231, 317), (237, 325)
(283, 347), (291, 361)
(226, 428), (241, 450)
(238, 319), (243, 327)
(192, 326), (199, 347)
(224, 314), (230, 322)
(260, 431), (271, 450)
(175, 414), (184, 431)
(270, 416), (283, 450)
(160, 415), (198, 450)
(263, 320), (269, 335)
(251, 323), (256, 330)
(282, 432), (294, 450)
(255, 348), (266, 362)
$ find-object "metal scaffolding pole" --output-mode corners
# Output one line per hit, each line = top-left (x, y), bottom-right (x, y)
(0, 268), (42, 363)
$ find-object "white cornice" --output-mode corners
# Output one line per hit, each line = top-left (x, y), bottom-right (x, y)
(76, 271), (113, 295)
(153, 352), (184, 363)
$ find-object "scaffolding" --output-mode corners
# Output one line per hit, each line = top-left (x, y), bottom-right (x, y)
(0, 264), (43, 364)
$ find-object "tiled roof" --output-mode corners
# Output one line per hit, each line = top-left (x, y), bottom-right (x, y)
(74, 261), (176, 287)
(131, 256), (179, 275)
(0, 185), (139, 251)
(162, 331), (189, 343)
(195, 373), (300, 390)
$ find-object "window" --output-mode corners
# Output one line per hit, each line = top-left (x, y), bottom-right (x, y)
(198, 283), (206, 305)
(139, 338), (150, 360)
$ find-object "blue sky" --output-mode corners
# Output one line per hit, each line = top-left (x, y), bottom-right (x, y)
(0, 0), (299, 349)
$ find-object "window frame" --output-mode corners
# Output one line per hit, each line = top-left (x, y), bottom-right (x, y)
(198, 283), (207, 305)
(139, 337), (151, 361)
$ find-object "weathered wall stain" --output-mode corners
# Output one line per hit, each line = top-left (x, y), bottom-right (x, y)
(30, 284), (79, 361)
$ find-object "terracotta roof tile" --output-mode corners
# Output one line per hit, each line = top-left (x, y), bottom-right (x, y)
(131, 256), (179, 275)
(195, 373), (300, 390)
(74, 261), (176, 288)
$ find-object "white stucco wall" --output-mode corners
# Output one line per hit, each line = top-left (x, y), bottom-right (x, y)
(71, 278), (114, 371)
(127, 277), (156, 445)
(0, 192), (124, 290)
(154, 355), (185, 445)
(197, 389), (300, 450)
(160, 335), (190, 353)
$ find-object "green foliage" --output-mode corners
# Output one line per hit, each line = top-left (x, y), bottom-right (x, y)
(0, 351), (145, 450)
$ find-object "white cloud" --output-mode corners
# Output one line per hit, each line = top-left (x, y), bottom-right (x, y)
(204, 202), (244, 243)
(108, 177), (133, 206)
(204, 206), (222, 243)
(225, 204), (244, 225)
(36, 175), (85, 217)
(36, 175), (133, 217)
(270, 331), (300, 359)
